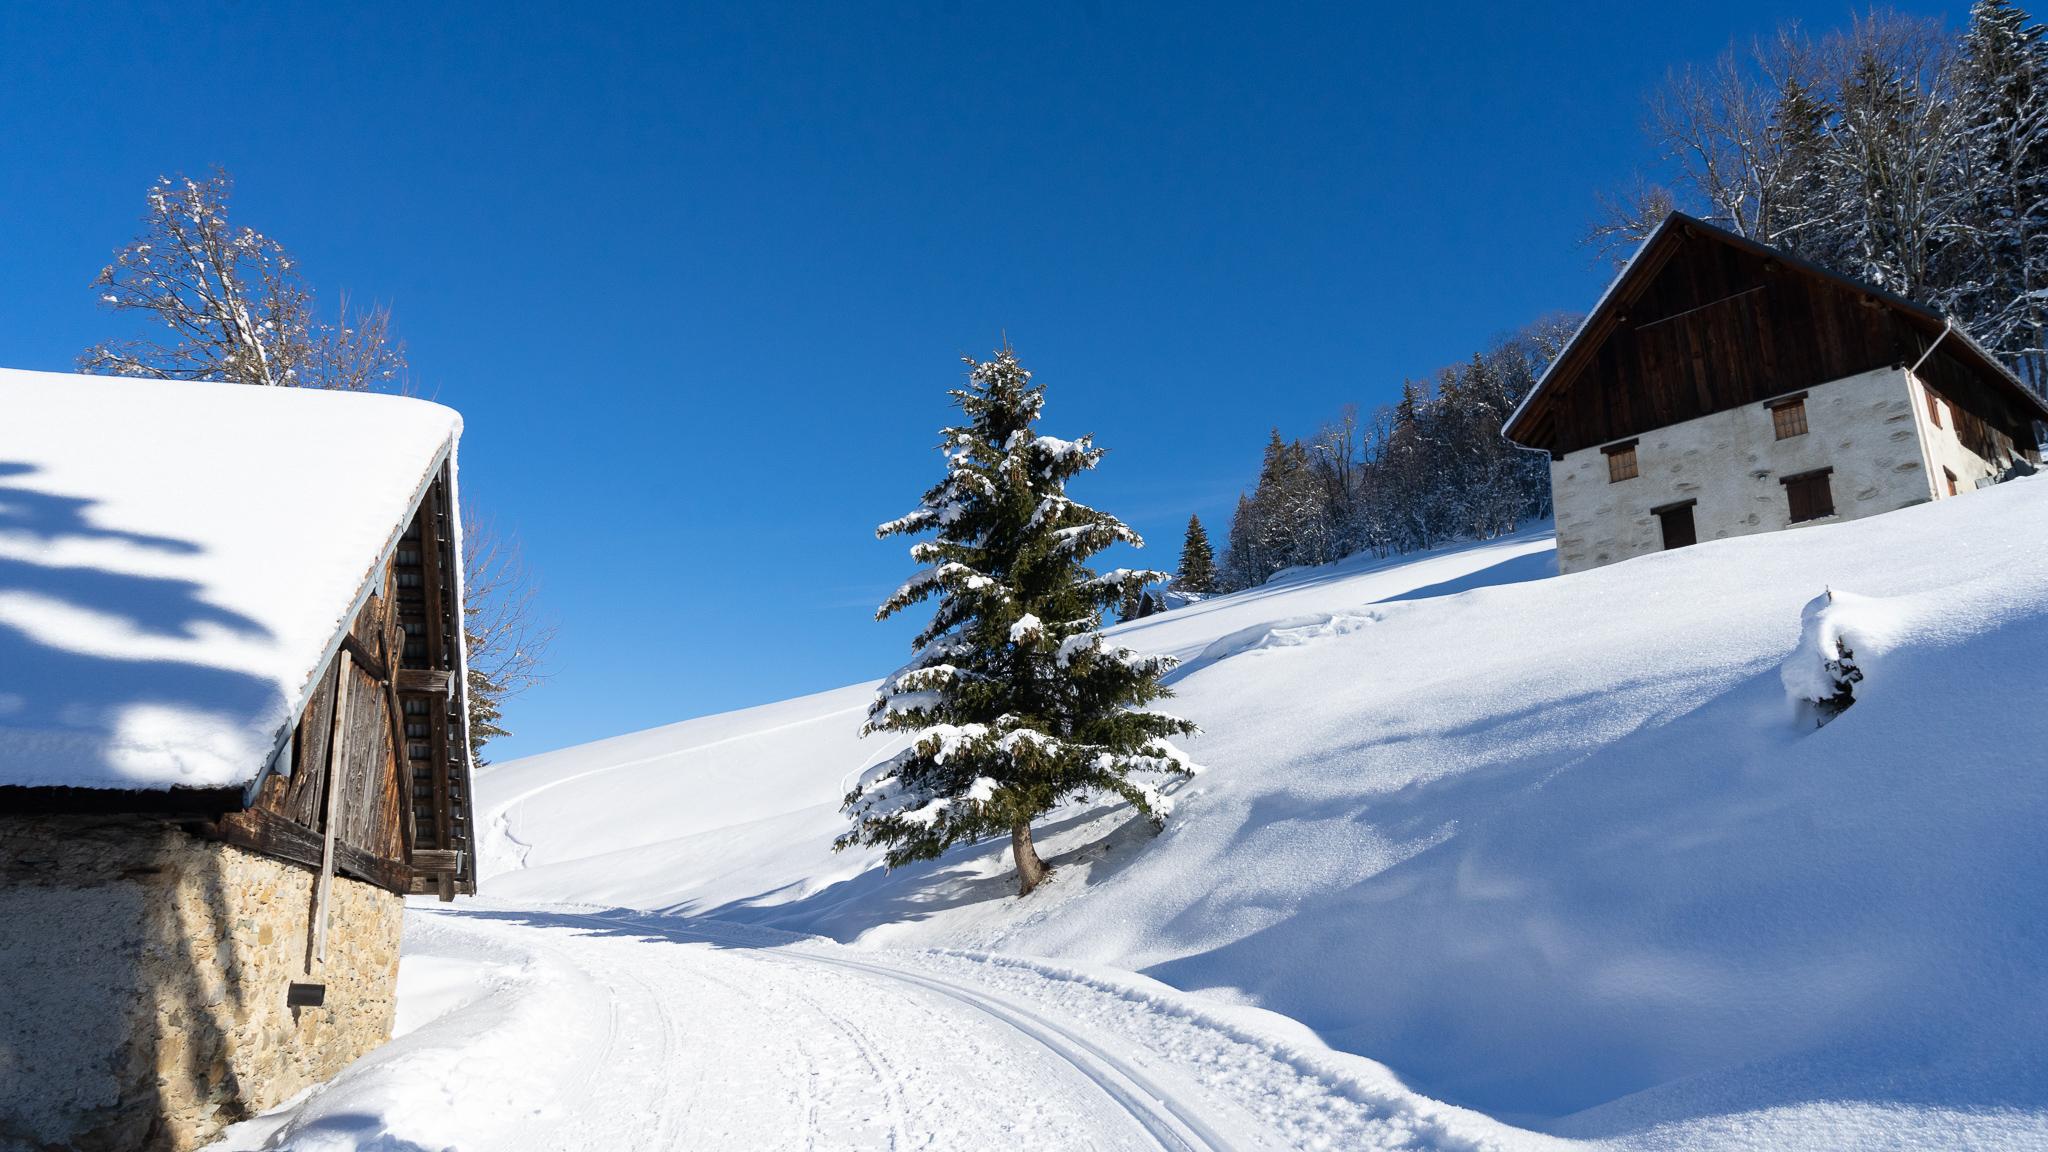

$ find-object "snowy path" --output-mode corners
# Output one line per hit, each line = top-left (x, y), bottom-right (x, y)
(218, 902), (1553, 1152)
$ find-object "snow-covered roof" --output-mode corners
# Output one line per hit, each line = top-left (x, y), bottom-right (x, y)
(0, 368), (461, 792)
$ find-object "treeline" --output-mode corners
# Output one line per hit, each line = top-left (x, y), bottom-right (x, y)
(1600, 0), (2048, 391)
(1207, 318), (1571, 593)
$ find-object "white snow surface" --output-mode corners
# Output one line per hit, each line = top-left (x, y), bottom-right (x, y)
(0, 368), (460, 789)
(246, 479), (2048, 1150)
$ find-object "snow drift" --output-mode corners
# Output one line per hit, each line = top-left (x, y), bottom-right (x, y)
(481, 480), (2048, 1147)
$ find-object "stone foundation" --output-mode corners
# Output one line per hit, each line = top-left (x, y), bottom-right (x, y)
(0, 816), (403, 1152)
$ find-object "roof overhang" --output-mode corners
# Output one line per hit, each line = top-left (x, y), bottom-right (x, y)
(1502, 211), (2048, 453)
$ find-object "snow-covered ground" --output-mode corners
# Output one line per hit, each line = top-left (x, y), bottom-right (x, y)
(224, 479), (2048, 1150)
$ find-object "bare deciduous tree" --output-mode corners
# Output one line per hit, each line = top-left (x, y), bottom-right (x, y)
(462, 512), (556, 763)
(85, 167), (554, 759)
(83, 169), (407, 391)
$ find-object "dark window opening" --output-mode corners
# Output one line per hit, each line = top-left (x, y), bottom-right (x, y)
(1944, 467), (1959, 496)
(1655, 501), (1698, 550)
(1783, 468), (1836, 523)
(1926, 388), (1944, 428)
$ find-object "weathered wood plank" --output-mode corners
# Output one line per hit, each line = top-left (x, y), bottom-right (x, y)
(198, 808), (410, 894)
(396, 669), (453, 695)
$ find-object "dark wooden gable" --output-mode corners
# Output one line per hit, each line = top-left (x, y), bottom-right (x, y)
(1505, 213), (2048, 458)
(201, 461), (476, 899)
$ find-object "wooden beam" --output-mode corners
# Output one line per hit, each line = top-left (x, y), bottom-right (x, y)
(396, 669), (453, 696)
(384, 610), (415, 865)
(197, 809), (411, 895)
(338, 631), (389, 683)
(314, 650), (352, 966)
(411, 848), (463, 874)
(0, 784), (243, 817)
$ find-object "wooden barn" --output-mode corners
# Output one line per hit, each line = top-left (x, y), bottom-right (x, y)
(0, 369), (477, 1152)
(1505, 212), (2048, 573)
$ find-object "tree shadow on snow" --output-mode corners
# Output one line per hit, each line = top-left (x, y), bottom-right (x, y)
(681, 802), (1166, 943)
(0, 461), (283, 786)
(1368, 547), (1556, 604)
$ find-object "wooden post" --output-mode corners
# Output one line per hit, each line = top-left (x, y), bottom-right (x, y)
(314, 649), (353, 966)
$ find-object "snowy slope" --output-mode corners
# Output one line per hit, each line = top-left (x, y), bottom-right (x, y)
(479, 486), (2048, 1148)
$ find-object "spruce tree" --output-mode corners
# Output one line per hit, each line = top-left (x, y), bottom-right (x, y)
(1177, 514), (1217, 594)
(842, 347), (1200, 896)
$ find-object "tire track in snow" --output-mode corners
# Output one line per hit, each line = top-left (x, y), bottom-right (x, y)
(571, 912), (1228, 1152)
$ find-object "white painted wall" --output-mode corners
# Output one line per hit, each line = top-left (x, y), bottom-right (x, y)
(1550, 366), (1938, 574)
(1904, 370), (2013, 499)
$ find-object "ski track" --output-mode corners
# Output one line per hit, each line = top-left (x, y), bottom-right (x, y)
(577, 911), (1225, 1152)
(227, 901), (1541, 1150)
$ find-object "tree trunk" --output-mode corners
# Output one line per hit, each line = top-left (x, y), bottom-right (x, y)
(1011, 821), (1050, 897)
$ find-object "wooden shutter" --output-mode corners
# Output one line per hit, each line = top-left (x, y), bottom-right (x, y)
(1782, 468), (1835, 522)
(1604, 440), (1639, 483)
(1769, 397), (1808, 440)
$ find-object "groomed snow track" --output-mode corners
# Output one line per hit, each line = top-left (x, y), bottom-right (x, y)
(584, 912), (1230, 1152)
(218, 900), (1537, 1150)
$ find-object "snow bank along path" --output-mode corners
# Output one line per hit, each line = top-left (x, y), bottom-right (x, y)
(217, 900), (1558, 1152)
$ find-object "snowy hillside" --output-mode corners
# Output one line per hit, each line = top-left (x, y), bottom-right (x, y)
(474, 484), (2048, 1149)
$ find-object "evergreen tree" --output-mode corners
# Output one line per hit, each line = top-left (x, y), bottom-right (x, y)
(1176, 514), (1217, 594)
(842, 347), (1200, 897)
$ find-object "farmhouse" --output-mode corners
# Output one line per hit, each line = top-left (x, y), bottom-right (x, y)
(1505, 212), (2048, 574)
(0, 369), (477, 1151)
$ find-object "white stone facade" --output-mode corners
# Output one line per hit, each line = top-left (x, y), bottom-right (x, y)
(1548, 366), (1987, 574)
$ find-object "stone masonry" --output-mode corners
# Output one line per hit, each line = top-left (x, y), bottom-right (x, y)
(0, 816), (402, 1152)
(1549, 366), (1944, 574)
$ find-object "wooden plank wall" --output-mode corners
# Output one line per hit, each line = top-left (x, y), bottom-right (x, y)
(1550, 232), (1907, 455)
(395, 465), (477, 898)
(203, 460), (478, 899)
(234, 581), (408, 890)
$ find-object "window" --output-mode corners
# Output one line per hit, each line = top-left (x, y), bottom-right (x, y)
(1944, 467), (1959, 496)
(1925, 387), (1944, 428)
(1769, 396), (1808, 440)
(1655, 500), (1698, 550)
(1604, 440), (1639, 483)
(1782, 468), (1836, 523)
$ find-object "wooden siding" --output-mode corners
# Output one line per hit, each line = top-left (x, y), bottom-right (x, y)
(1508, 214), (2048, 460)
(394, 465), (477, 898)
(203, 466), (476, 898)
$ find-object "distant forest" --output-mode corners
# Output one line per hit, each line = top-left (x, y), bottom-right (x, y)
(1199, 0), (2048, 594)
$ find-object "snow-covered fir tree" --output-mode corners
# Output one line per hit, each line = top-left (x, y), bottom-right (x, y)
(841, 347), (1200, 896)
(1176, 515), (1217, 595)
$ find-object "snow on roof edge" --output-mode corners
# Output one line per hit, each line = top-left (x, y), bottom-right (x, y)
(245, 430), (460, 805)
(1499, 215), (1676, 445)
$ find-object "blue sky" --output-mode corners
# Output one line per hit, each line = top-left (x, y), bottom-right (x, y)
(0, 1), (1969, 760)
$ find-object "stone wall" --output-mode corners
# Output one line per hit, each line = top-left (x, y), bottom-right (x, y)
(0, 816), (402, 1152)
(1550, 366), (1939, 574)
